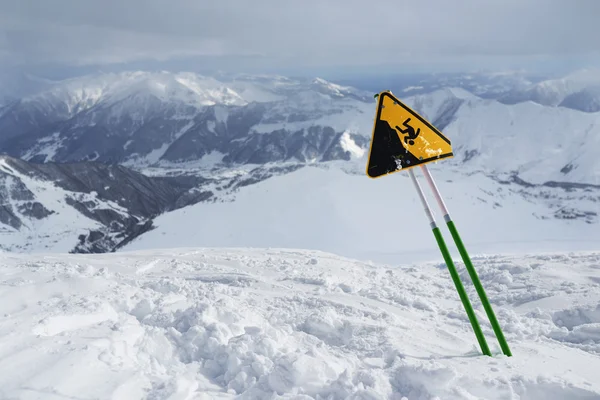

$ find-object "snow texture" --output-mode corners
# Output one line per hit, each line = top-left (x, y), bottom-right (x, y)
(0, 248), (599, 399)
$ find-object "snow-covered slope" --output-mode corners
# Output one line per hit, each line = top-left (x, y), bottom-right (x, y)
(1, 248), (599, 399)
(0, 157), (105, 252)
(560, 86), (600, 113)
(0, 156), (211, 253)
(125, 163), (600, 265)
(435, 95), (600, 184)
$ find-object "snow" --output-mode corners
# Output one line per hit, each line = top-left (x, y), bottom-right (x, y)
(150, 151), (227, 172)
(386, 88), (600, 185)
(0, 247), (599, 399)
(251, 95), (373, 136)
(17, 71), (251, 124)
(402, 88), (467, 124)
(214, 105), (230, 125)
(122, 121), (196, 167)
(0, 158), (104, 252)
(403, 86), (424, 93)
(311, 77), (361, 98)
(22, 132), (63, 162)
(224, 81), (286, 103)
(438, 96), (600, 184)
(131, 143), (171, 166)
(445, 87), (478, 100)
(125, 163), (600, 265)
(508, 68), (600, 106)
(0, 158), (132, 252)
(18, 72), (367, 123)
(340, 131), (365, 159)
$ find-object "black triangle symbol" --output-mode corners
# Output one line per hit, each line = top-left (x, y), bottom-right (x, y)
(367, 119), (420, 178)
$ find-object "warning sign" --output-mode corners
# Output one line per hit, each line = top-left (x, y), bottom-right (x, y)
(366, 91), (453, 178)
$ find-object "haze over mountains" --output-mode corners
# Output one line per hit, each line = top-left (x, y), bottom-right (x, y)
(0, 68), (598, 256)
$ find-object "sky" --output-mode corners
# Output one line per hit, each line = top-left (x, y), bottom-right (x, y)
(0, 0), (599, 78)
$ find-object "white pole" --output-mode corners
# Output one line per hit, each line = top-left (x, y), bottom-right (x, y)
(420, 164), (451, 222)
(408, 168), (437, 229)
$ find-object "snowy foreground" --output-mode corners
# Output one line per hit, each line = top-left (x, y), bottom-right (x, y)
(1, 248), (599, 399)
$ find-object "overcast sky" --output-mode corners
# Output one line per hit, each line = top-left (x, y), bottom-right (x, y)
(1, 0), (599, 76)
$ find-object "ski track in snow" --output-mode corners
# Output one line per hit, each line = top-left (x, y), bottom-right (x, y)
(0, 249), (599, 399)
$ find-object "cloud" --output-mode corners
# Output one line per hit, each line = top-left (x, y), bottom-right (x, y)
(1, 0), (599, 69)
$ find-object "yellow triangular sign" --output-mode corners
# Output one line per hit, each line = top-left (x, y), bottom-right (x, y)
(366, 91), (453, 178)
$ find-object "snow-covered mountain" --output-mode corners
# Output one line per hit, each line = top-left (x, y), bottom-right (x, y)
(408, 71), (535, 98)
(0, 71), (372, 167)
(0, 155), (212, 253)
(498, 68), (600, 112)
(432, 92), (600, 184)
(0, 69), (599, 256)
(0, 154), (310, 254)
(339, 70), (539, 100)
(2, 70), (600, 185)
(349, 69), (600, 113)
(560, 85), (600, 112)
(392, 87), (600, 185)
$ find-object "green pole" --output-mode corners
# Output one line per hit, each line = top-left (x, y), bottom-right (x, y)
(420, 165), (512, 357)
(408, 169), (492, 356)
(446, 220), (512, 356)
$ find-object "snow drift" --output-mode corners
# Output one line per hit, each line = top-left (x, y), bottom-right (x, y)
(0, 248), (599, 399)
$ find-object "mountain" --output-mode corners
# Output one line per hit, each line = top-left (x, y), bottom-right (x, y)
(0, 155), (210, 253)
(559, 85), (600, 112)
(0, 154), (310, 254)
(497, 68), (600, 112)
(0, 71), (372, 167)
(2, 70), (600, 185)
(434, 94), (600, 184)
(340, 69), (600, 113)
(337, 70), (538, 99)
(0, 70), (599, 257)
(389, 87), (600, 185)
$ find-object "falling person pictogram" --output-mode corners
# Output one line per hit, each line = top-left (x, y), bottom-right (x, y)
(396, 117), (420, 145)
